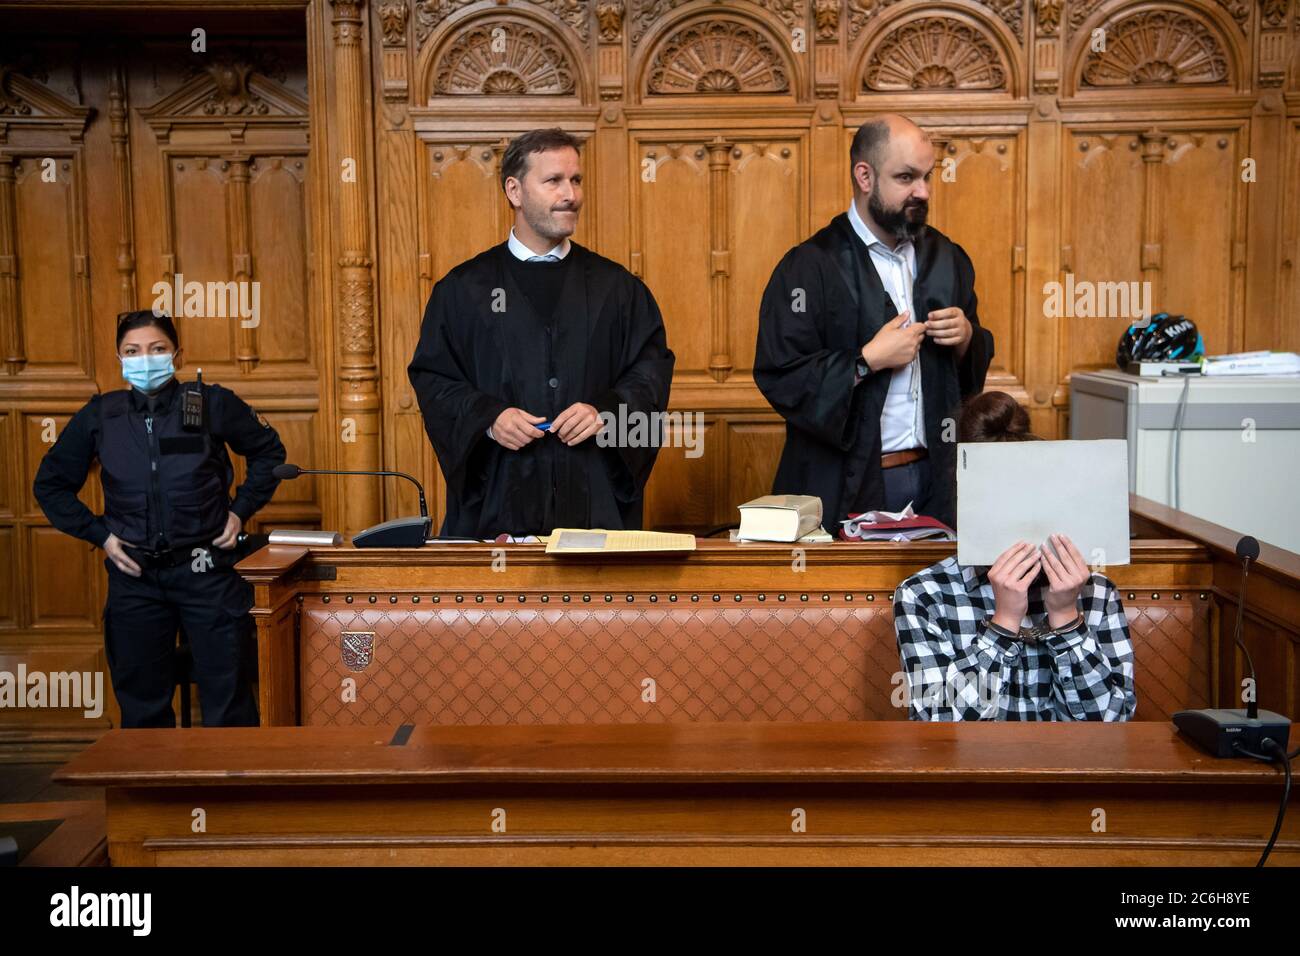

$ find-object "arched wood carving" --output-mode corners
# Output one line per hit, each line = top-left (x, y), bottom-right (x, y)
(416, 0), (472, 44)
(645, 18), (791, 95)
(978, 0), (1024, 39)
(431, 20), (577, 95)
(1070, 0), (1250, 35)
(534, 0), (592, 41)
(416, 0), (591, 45)
(1080, 9), (1230, 87)
(632, 0), (803, 45)
(848, 0), (1024, 42)
(861, 16), (1009, 92)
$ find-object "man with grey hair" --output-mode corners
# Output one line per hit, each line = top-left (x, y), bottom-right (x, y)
(409, 128), (674, 538)
(755, 113), (994, 530)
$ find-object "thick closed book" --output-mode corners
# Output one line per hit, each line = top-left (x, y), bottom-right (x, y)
(737, 494), (823, 542)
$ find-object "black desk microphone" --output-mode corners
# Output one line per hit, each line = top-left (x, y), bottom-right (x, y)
(1172, 536), (1295, 865)
(272, 463), (431, 547)
(1173, 536), (1291, 755)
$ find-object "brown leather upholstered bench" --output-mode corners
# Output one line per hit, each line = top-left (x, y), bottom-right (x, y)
(298, 590), (1210, 724)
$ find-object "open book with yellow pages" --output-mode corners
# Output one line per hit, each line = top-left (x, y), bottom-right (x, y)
(543, 529), (696, 554)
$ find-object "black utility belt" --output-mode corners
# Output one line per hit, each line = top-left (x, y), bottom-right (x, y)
(124, 542), (233, 569)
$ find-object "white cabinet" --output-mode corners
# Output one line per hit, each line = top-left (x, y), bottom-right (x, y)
(1070, 370), (1300, 554)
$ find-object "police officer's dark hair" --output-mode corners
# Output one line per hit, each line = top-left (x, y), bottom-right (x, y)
(116, 310), (179, 350)
(499, 128), (582, 194)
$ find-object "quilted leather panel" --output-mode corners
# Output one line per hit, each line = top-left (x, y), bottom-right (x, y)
(299, 594), (1209, 725)
(1125, 602), (1212, 720)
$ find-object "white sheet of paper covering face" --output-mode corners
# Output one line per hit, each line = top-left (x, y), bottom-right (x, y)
(956, 439), (1130, 567)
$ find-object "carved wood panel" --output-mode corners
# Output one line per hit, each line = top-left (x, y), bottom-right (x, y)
(634, 141), (715, 379)
(0, 21), (323, 750)
(2, 0), (1298, 752)
(903, 128), (1025, 394)
(1280, 118), (1300, 353)
(1060, 124), (1245, 405)
(377, 0), (1297, 533)
(1060, 128), (1149, 387)
(123, 39), (324, 531)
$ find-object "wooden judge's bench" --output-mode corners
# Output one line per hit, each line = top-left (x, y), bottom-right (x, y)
(57, 497), (1300, 865)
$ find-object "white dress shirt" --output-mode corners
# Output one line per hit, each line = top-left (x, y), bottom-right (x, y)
(847, 201), (925, 452)
(507, 227), (571, 262)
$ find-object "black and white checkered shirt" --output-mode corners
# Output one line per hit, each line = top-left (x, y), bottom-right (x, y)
(893, 556), (1136, 721)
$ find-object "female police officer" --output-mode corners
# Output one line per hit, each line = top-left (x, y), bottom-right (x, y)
(34, 310), (286, 727)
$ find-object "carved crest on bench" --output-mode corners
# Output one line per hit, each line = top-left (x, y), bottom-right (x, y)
(340, 631), (376, 672)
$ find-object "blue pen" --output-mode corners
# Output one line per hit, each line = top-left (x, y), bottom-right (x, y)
(536, 421), (552, 431)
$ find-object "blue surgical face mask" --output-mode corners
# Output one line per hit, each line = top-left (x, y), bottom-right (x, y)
(120, 352), (175, 392)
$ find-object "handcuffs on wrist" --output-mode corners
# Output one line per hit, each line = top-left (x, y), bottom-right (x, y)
(987, 612), (1084, 644)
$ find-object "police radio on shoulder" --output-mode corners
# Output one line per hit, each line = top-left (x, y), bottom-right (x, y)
(183, 367), (204, 431)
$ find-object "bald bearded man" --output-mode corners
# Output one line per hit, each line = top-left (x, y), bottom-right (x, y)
(755, 114), (994, 530)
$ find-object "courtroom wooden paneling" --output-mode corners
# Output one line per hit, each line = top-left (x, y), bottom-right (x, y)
(371, 0), (1300, 530)
(3, 0), (1299, 754)
(1282, 114), (1300, 353)
(131, 45), (324, 522)
(0, 7), (332, 756)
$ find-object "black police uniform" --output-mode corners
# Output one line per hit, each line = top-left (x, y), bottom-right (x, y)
(33, 377), (286, 728)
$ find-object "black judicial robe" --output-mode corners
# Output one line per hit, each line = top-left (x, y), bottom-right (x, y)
(408, 241), (675, 538)
(754, 214), (994, 530)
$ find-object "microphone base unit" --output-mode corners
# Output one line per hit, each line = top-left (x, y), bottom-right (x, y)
(1172, 708), (1291, 759)
(352, 515), (433, 548)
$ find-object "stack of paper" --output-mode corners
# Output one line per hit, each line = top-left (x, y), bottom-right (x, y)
(839, 504), (955, 543)
(1200, 351), (1300, 376)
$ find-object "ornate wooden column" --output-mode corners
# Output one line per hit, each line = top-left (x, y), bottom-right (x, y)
(1028, 1), (1063, 437)
(0, 154), (20, 374)
(226, 155), (258, 371)
(706, 136), (732, 383)
(1137, 127), (1166, 308)
(328, 0), (382, 535)
(1246, 1), (1290, 352)
(107, 60), (137, 314)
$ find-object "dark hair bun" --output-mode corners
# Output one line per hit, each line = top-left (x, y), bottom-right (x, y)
(958, 391), (1037, 443)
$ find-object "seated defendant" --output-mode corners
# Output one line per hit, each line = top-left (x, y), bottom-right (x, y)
(892, 391), (1136, 721)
